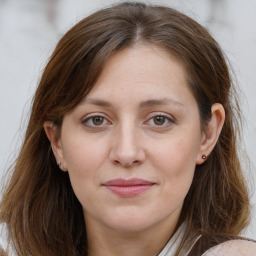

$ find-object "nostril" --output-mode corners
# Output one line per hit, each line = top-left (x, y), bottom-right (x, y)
(113, 159), (140, 167)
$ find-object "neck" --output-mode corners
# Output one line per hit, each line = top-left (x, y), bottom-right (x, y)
(86, 216), (180, 256)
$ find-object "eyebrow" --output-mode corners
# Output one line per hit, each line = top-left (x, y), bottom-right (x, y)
(139, 98), (184, 108)
(82, 97), (184, 108)
(82, 98), (112, 107)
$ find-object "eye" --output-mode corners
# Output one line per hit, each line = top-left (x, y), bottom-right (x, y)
(82, 115), (111, 128)
(153, 116), (167, 125)
(91, 116), (105, 126)
(146, 114), (175, 128)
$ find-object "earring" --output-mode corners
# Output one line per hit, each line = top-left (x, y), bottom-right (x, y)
(202, 154), (207, 160)
(58, 161), (64, 169)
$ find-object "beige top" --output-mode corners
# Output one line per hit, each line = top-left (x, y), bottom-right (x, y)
(1, 223), (256, 255)
(158, 223), (256, 256)
(203, 239), (256, 256)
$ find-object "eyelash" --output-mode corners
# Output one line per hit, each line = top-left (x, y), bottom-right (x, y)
(145, 114), (175, 128)
(81, 113), (175, 129)
(82, 114), (112, 128)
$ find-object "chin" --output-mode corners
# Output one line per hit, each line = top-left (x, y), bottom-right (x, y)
(102, 211), (159, 233)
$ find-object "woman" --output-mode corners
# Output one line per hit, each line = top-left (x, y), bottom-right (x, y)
(0, 2), (255, 255)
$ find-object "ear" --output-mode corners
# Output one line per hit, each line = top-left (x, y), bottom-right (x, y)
(196, 103), (225, 164)
(43, 121), (68, 171)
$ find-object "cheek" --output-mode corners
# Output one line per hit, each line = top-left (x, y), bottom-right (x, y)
(150, 134), (200, 191)
(61, 135), (110, 207)
(61, 134), (109, 179)
(152, 135), (199, 168)
(154, 148), (195, 212)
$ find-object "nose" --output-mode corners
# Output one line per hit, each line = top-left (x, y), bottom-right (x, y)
(109, 122), (145, 168)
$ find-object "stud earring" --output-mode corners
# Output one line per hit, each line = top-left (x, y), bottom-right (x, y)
(58, 161), (64, 169)
(202, 154), (207, 160)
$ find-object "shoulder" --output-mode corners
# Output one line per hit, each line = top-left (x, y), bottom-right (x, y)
(203, 239), (256, 256)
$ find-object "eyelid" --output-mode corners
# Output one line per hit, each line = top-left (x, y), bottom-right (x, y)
(81, 113), (112, 128)
(144, 112), (176, 127)
(146, 112), (175, 121)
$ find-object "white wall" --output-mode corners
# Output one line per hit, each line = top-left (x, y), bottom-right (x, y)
(0, 0), (255, 238)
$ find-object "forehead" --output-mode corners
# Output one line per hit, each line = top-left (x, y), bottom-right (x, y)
(87, 44), (191, 100)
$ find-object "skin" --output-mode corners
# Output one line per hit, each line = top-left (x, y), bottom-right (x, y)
(44, 44), (225, 256)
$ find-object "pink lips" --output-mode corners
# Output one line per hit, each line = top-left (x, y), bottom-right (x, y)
(103, 178), (155, 197)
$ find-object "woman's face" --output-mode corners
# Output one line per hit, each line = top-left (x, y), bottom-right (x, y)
(56, 44), (205, 234)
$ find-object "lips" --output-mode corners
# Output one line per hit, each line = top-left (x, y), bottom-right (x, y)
(103, 178), (155, 197)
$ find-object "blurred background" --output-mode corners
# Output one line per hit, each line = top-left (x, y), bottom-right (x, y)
(0, 0), (255, 239)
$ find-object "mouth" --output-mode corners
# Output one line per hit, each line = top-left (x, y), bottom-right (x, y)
(102, 178), (156, 197)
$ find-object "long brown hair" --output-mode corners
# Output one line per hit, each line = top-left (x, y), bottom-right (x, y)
(0, 2), (250, 255)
